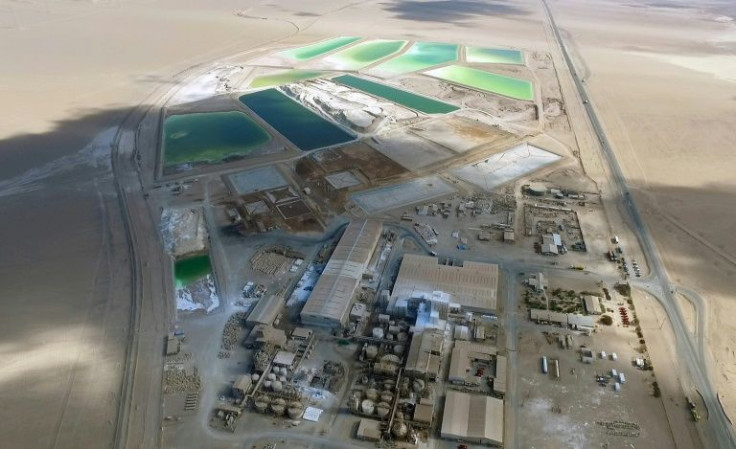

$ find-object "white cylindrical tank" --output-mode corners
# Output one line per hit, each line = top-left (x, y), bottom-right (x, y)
(272, 380), (283, 392)
(267, 373), (277, 381)
(365, 345), (378, 360)
(280, 367), (288, 376)
(361, 399), (375, 415)
(263, 380), (273, 389)
(251, 373), (260, 381)
(279, 375), (287, 383)
(372, 327), (385, 339)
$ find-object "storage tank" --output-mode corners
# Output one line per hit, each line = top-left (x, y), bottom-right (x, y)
(365, 345), (378, 360)
(392, 422), (408, 439)
(255, 400), (269, 413)
(412, 379), (425, 392)
(279, 376), (287, 383)
(541, 356), (548, 374)
(380, 391), (393, 403)
(388, 325), (400, 335)
(397, 332), (409, 342)
(349, 396), (361, 413)
(376, 402), (391, 418)
(280, 367), (288, 376)
(251, 373), (260, 382)
(263, 380), (273, 389)
(273, 366), (280, 374)
(393, 344), (405, 356)
(365, 388), (379, 401)
(272, 380), (283, 392)
(287, 401), (304, 419)
(381, 354), (401, 365)
(372, 327), (385, 339)
(361, 399), (375, 415)
(271, 403), (286, 416)
(267, 373), (277, 381)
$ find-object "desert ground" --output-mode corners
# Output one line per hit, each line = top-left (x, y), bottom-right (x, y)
(1, 0), (735, 448)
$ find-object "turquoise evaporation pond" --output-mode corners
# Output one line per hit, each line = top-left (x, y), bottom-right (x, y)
(425, 65), (534, 101)
(239, 89), (355, 151)
(175, 254), (211, 289)
(466, 46), (524, 65)
(278, 36), (361, 61)
(371, 42), (459, 75)
(323, 39), (407, 70)
(333, 74), (458, 115)
(249, 69), (327, 89)
(163, 112), (271, 166)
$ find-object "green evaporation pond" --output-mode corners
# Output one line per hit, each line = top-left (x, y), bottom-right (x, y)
(324, 39), (407, 70)
(175, 254), (211, 288)
(425, 65), (533, 101)
(278, 36), (361, 61)
(466, 46), (524, 65)
(249, 69), (327, 88)
(372, 42), (459, 75)
(333, 74), (458, 115)
(163, 112), (271, 166)
(239, 89), (354, 151)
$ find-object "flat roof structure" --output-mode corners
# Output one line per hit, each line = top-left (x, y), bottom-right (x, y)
(325, 170), (363, 190)
(568, 314), (596, 331)
(413, 400), (434, 424)
(405, 329), (445, 380)
(441, 391), (504, 446)
(356, 419), (382, 441)
(300, 220), (382, 328)
(448, 341), (497, 386)
(246, 295), (282, 326)
(529, 308), (568, 325)
(390, 254), (499, 313)
(494, 355), (507, 395)
(583, 295), (602, 315)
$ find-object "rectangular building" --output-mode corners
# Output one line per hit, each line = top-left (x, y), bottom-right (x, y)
(583, 295), (602, 315)
(493, 355), (507, 396)
(300, 220), (382, 328)
(448, 341), (497, 386)
(405, 329), (445, 381)
(246, 295), (282, 327)
(441, 391), (504, 446)
(389, 254), (499, 313)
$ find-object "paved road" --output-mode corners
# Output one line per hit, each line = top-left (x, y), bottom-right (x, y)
(541, 1), (736, 446)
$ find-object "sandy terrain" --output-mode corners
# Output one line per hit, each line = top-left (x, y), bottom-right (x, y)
(550, 0), (736, 421)
(3, 0), (734, 447)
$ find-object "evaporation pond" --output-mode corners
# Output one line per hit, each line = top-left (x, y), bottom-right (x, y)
(322, 39), (407, 70)
(371, 42), (459, 76)
(249, 70), (327, 89)
(175, 254), (211, 288)
(333, 74), (458, 114)
(163, 112), (271, 166)
(425, 65), (533, 101)
(240, 89), (354, 151)
(466, 47), (524, 65)
(278, 36), (361, 61)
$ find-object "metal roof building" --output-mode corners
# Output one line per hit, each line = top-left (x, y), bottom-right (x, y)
(493, 355), (507, 395)
(583, 295), (602, 315)
(389, 254), (499, 313)
(405, 329), (445, 380)
(300, 220), (382, 328)
(440, 391), (504, 446)
(246, 295), (282, 326)
(448, 341), (497, 386)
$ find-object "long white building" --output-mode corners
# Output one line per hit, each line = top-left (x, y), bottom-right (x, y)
(300, 220), (382, 328)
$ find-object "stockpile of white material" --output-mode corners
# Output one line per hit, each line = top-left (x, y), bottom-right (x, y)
(160, 208), (208, 257)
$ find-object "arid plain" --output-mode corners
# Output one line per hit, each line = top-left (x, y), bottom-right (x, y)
(1, 0), (735, 448)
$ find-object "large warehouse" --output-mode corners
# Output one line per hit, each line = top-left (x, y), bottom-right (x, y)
(389, 254), (499, 313)
(441, 391), (504, 446)
(300, 220), (382, 328)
